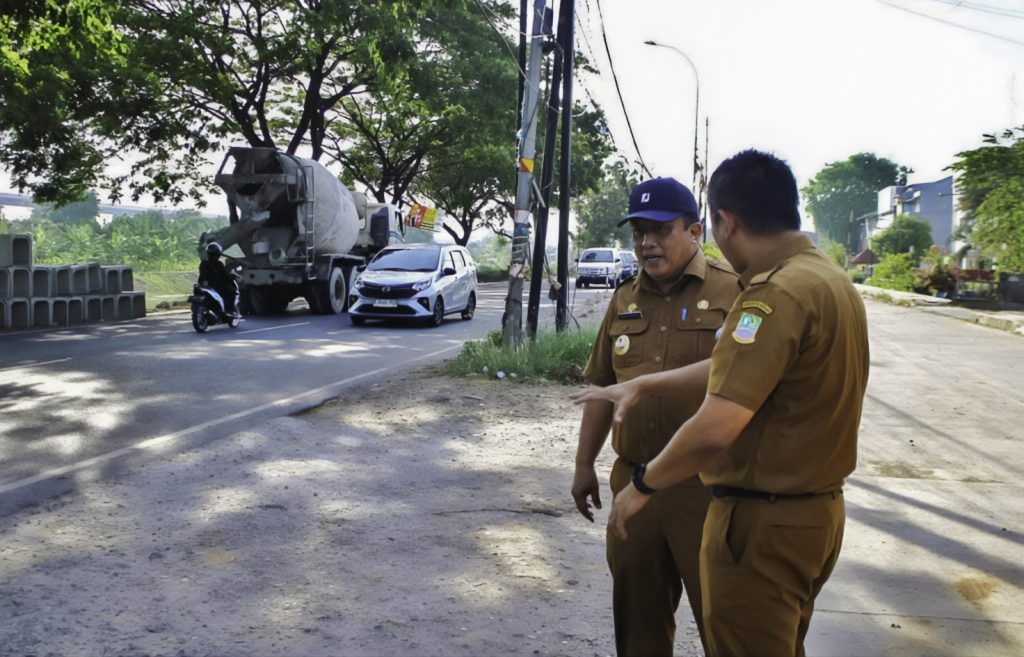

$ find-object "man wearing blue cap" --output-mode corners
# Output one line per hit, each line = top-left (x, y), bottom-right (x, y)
(572, 177), (738, 656)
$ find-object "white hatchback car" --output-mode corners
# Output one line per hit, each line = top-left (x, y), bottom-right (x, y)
(348, 244), (477, 327)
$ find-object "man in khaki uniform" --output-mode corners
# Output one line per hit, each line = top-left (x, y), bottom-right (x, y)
(572, 150), (869, 657)
(573, 177), (739, 656)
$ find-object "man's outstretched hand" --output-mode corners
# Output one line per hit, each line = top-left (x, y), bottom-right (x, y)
(569, 380), (641, 426)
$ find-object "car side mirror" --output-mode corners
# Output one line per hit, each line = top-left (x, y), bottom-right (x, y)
(443, 267), (457, 276)
(615, 258), (621, 263)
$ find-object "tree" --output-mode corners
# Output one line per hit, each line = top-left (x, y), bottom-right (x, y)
(869, 253), (917, 292)
(1, 1), (436, 206)
(30, 192), (101, 225)
(819, 238), (847, 268)
(948, 126), (1024, 272)
(0, 0), (138, 205)
(328, 0), (516, 208)
(574, 160), (637, 250)
(802, 153), (909, 252)
(874, 214), (933, 257)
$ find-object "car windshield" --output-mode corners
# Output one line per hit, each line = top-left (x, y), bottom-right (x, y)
(581, 250), (614, 263)
(368, 247), (440, 272)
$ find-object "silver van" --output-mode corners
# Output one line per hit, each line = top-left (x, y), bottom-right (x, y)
(349, 244), (477, 327)
(575, 247), (623, 288)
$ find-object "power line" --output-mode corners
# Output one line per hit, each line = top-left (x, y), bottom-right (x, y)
(876, 0), (1024, 46)
(921, 0), (1024, 20)
(593, 0), (653, 177)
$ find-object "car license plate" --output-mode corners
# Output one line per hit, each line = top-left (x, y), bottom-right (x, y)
(373, 299), (398, 308)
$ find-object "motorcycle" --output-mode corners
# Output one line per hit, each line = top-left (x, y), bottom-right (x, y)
(189, 283), (240, 333)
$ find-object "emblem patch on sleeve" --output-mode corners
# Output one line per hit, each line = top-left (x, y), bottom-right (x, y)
(732, 312), (763, 344)
(614, 334), (631, 355)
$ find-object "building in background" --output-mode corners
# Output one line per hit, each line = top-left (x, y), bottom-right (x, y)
(872, 175), (956, 252)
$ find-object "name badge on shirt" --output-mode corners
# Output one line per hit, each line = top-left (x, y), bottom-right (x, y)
(617, 311), (643, 320)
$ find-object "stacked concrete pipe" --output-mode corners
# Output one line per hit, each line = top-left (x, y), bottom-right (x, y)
(0, 234), (146, 330)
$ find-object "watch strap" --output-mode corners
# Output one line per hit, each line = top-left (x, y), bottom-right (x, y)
(632, 463), (657, 495)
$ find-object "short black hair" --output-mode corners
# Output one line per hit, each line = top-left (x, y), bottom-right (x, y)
(707, 149), (801, 235)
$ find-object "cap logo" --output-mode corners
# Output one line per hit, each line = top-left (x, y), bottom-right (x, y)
(641, 192), (651, 203)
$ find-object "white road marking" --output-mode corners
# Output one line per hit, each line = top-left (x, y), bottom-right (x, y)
(0, 357), (72, 374)
(237, 322), (309, 335)
(0, 343), (462, 495)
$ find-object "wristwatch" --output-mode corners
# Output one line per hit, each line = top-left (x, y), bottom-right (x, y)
(632, 463), (658, 495)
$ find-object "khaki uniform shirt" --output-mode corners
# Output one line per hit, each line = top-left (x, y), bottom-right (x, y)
(585, 249), (740, 471)
(705, 235), (870, 494)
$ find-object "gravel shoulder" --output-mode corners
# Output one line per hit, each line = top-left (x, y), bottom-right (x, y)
(0, 367), (704, 657)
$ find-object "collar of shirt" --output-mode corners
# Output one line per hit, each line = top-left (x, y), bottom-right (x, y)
(635, 247), (707, 296)
(739, 233), (815, 288)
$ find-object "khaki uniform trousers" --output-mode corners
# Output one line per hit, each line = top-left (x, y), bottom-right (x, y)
(700, 492), (845, 657)
(607, 457), (712, 657)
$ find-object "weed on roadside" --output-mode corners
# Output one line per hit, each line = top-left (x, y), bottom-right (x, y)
(444, 328), (597, 384)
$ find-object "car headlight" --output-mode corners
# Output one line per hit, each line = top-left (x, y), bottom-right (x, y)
(412, 279), (432, 291)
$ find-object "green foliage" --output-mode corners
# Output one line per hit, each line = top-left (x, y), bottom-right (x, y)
(869, 253), (917, 292)
(802, 153), (908, 252)
(574, 160), (637, 249)
(0, 0), (133, 205)
(949, 127), (1024, 272)
(820, 238), (847, 267)
(700, 242), (724, 261)
(30, 191), (100, 224)
(847, 269), (866, 284)
(17, 210), (226, 271)
(874, 214), (933, 257)
(444, 326), (598, 383)
(468, 234), (510, 281)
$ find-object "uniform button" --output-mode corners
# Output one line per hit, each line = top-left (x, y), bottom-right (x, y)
(655, 356), (663, 363)
(664, 296), (671, 302)
(648, 422), (656, 429)
(696, 318), (702, 324)
(660, 325), (667, 332)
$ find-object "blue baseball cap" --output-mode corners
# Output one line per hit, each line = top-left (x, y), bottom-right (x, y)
(617, 177), (699, 226)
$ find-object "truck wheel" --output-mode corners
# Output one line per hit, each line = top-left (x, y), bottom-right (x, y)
(313, 267), (346, 315)
(247, 287), (273, 315)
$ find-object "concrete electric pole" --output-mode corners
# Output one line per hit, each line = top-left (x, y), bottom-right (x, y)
(501, 0), (549, 349)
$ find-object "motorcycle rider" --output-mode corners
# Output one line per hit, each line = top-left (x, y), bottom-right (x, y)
(199, 242), (239, 317)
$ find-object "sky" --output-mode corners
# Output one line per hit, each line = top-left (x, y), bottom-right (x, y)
(3, 0), (1022, 239)
(576, 0), (1024, 230)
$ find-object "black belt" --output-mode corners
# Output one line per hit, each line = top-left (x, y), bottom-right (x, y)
(710, 486), (842, 502)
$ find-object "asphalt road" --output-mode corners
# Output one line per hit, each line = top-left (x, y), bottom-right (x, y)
(0, 282), (610, 512)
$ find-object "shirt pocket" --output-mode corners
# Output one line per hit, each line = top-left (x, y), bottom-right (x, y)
(672, 307), (728, 364)
(609, 316), (649, 370)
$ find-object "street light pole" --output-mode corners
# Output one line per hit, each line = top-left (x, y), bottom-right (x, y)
(643, 40), (700, 193)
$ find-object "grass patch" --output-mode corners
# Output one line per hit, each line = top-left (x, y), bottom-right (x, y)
(134, 271), (195, 310)
(444, 327), (597, 384)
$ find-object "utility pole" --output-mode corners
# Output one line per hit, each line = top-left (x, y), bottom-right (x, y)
(526, 5), (566, 341)
(501, 0), (548, 349)
(555, 0), (575, 332)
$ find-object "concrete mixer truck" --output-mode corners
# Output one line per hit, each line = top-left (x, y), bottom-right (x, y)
(201, 147), (405, 315)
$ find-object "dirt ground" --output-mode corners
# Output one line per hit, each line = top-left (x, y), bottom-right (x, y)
(0, 367), (705, 657)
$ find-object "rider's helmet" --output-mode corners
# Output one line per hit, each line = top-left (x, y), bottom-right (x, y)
(206, 242), (223, 259)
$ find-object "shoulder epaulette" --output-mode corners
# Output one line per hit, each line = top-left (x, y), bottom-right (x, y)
(749, 263), (785, 286)
(706, 259), (739, 278)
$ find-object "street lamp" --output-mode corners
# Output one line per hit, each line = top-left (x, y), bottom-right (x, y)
(643, 40), (700, 193)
